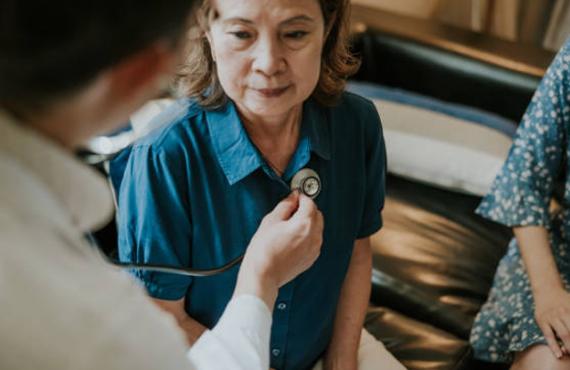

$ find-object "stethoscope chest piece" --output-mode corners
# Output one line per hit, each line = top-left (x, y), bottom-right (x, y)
(290, 168), (321, 199)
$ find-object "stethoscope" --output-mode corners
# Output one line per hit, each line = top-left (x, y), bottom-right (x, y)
(104, 168), (322, 277)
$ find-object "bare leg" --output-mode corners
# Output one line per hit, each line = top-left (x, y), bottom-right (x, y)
(511, 345), (570, 370)
(311, 329), (406, 370)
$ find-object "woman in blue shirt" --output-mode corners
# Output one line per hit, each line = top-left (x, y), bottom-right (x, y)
(471, 39), (570, 370)
(116, 1), (404, 369)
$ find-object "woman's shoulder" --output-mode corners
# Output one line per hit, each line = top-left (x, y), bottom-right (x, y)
(133, 98), (206, 150)
(545, 38), (570, 85)
(335, 90), (376, 110)
(561, 37), (570, 56)
(321, 91), (382, 138)
(329, 91), (380, 123)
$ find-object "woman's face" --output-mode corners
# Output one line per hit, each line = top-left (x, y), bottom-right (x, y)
(208, 0), (325, 119)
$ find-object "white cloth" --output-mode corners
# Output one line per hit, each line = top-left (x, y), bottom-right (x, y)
(311, 329), (407, 370)
(0, 111), (272, 370)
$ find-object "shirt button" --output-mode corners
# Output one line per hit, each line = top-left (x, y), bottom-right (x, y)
(277, 302), (287, 310)
(272, 348), (281, 357)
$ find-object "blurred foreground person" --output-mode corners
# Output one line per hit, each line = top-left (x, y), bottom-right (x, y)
(471, 39), (570, 370)
(0, 1), (323, 370)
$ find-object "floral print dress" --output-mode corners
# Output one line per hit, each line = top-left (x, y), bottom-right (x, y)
(470, 38), (570, 363)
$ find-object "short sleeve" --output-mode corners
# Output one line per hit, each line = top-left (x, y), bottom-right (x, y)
(476, 40), (570, 227)
(357, 99), (387, 238)
(116, 144), (193, 300)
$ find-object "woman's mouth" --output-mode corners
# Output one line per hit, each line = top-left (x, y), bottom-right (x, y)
(253, 85), (290, 98)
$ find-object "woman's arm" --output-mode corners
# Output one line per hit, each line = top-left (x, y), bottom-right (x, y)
(323, 237), (373, 370)
(153, 298), (208, 346)
(515, 226), (570, 358)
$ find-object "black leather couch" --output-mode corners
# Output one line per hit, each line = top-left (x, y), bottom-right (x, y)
(349, 5), (555, 370)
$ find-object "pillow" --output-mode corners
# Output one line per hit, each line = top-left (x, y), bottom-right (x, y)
(347, 81), (517, 196)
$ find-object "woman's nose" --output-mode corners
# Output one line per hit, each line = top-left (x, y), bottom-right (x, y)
(252, 35), (285, 76)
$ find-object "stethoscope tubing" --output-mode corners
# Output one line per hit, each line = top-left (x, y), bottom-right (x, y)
(87, 233), (245, 277)
(108, 254), (244, 277)
(96, 168), (321, 277)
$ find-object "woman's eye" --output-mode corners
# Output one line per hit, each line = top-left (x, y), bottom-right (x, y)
(284, 31), (308, 39)
(230, 31), (252, 40)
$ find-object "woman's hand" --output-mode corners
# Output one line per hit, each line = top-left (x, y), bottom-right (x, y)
(514, 226), (569, 359)
(534, 287), (570, 358)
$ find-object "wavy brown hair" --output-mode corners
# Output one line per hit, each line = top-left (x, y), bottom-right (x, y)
(175, 0), (360, 108)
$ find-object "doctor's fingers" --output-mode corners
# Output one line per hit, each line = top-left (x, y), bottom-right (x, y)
(265, 191), (300, 222)
(292, 193), (319, 220)
(303, 210), (324, 258)
(314, 209), (324, 231)
(290, 206), (323, 238)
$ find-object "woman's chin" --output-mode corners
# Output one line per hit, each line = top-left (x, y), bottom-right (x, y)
(237, 99), (295, 118)
(235, 91), (308, 118)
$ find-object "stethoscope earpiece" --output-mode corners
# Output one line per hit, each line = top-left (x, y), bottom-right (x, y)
(290, 168), (321, 199)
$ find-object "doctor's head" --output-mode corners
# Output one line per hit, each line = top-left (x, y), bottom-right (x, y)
(178, 0), (359, 117)
(0, 0), (196, 147)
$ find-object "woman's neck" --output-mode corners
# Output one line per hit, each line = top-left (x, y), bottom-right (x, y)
(239, 104), (302, 146)
(238, 104), (303, 176)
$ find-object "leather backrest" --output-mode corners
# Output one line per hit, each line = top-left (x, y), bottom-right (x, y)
(350, 31), (541, 122)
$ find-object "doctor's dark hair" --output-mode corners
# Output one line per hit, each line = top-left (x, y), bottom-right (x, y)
(0, 0), (195, 111)
(176, 0), (360, 108)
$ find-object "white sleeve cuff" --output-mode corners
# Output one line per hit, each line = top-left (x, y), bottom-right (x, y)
(186, 295), (272, 370)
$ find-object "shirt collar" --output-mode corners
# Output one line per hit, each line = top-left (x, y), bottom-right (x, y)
(0, 110), (114, 232)
(206, 101), (263, 186)
(206, 98), (331, 186)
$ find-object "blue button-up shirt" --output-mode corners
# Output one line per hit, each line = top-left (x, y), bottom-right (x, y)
(115, 92), (386, 370)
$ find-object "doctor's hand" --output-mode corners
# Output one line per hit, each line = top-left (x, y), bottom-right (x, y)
(251, 192), (324, 287)
(234, 192), (324, 310)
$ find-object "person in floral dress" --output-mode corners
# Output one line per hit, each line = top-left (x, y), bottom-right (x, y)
(471, 38), (570, 370)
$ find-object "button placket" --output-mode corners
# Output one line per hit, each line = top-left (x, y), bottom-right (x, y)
(270, 282), (295, 369)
